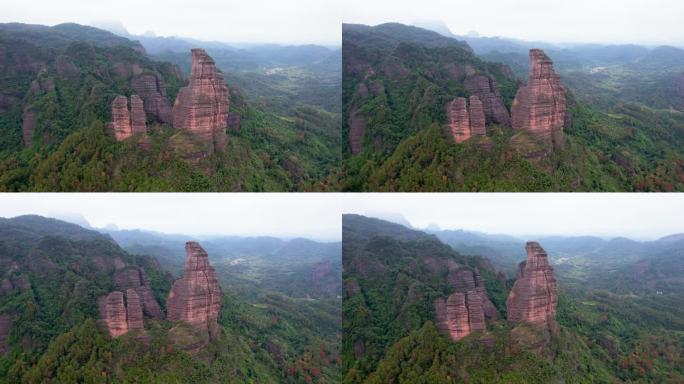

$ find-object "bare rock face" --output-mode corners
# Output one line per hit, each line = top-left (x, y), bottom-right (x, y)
(0, 314), (11, 355)
(448, 268), (499, 320)
(130, 95), (147, 135)
(98, 289), (146, 338)
(172, 49), (229, 154)
(507, 242), (558, 334)
(113, 267), (164, 319)
(464, 75), (511, 126)
(111, 95), (132, 141)
(21, 108), (36, 147)
(167, 241), (221, 342)
(445, 97), (487, 144)
(469, 96), (486, 136)
(98, 291), (129, 338)
(348, 106), (367, 154)
(131, 74), (173, 124)
(109, 95), (148, 141)
(227, 112), (241, 132)
(511, 49), (567, 152)
(434, 290), (485, 341)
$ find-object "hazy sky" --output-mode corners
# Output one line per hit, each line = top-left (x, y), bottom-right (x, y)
(1, 0), (341, 45)
(343, 0), (684, 46)
(343, 193), (684, 240)
(0, 194), (341, 241)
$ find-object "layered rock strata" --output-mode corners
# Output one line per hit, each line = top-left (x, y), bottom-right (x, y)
(445, 96), (486, 143)
(172, 49), (229, 153)
(21, 109), (36, 147)
(507, 241), (558, 334)
(434, 290), (485, 341)
(113, 267), (164, 319)
(464, 75), (511, 125)
(511, 49), (567, 151)
(97, 290), (144, 338)
(167, 241), (221, 341)
(109, 95), (147, 140)
(131, 74), (173, 124)
(448, 268), (500, 320)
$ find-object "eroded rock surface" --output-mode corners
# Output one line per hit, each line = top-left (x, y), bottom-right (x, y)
(172, 49), (229, 154)
(130, 95), (147, 135)
(511, 49), (567, 152)
(507, 241), (558, 334)
(434, 290), (485, 341)
(349, 107), (367, 154)
(167, 241), (221, 342)
(464, 75), (511, 125)
(98, 289), (146, 338)
(113, 267), (163, 319)
(445, 96), (486, 143)
(110, 95), (132, 141)
(21, 109), (36, 147)
(131, 74), (173, 124)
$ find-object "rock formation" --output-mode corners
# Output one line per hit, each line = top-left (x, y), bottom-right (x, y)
(109, 95), (147, 141)
(227, 112), (241, 132)
(464, 75), (511, 125)
(110, 95), (132, 141)
(130, 95), (147, 135)
(97, 290), (144, 338)
(434, 290), (485, 341)
(435, 265), (500, 342)
(131, 74), (173, 124)
(172, 49), (229, 153)
(511, 49), (567, 152)
(167, 241), (221, 341)
(507, 241), (558, 334)
(445, 96), (487, 143)
(0, 314), (10, 355)
(113, 267), (164, 319)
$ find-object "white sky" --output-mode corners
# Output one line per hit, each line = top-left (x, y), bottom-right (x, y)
(343, 0), (684, 46)
(343, 193), (684, 240)
(1, 0), (342, 45)
(0, 193), (341, 241)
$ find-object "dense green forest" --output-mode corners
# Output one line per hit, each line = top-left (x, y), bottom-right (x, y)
(342, 215), (684, 383)
(0, 216), (341, 383)
(0, 23), (340, 191)
(341, 23), (684, 191)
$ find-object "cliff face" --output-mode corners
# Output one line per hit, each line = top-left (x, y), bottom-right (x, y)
(511, 49), (567, 152)
(464, 75), (511, 126)
(131, 73), (173, 124)
(172, 49), (229, 154)
(435, 265), (500, 342)
(167, 241), (221, 342)
(113, 267), (164, 319)
(507, 241), (558, 334)
(97, 290), (144, 338)
(109, 95), (147, 141)
(444, 96), (486, 143)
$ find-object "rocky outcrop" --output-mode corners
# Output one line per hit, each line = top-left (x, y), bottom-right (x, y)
(445, 96), (486, 143)
(227, 112), (241, 132)
(464, 75), (511, 126)
(130, 95), (147, 135)
(0, 314), (10, 355)
(113, 267), (164, 319)
(507, 242), (558, 334)
(21, 108), (36, 147)
(349, 107), (366, 154)
(511, 49), (567, 152)
(434, 290), (485, 341)
(131, 74), (173, 124)
(469, 96), (486, 136)
(110, 95), (132, 141)
(172, 49), (229, 154)
(435, 265), (500, 342)
(167, 241), (221, 342)
(97, 290), (144, 338)
(108, 95), (148, 140)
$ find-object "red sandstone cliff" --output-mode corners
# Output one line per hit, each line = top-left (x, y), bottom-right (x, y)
(113, 267), (164, 319)
(464, 75), (511, 126)
(109, 95), (147, 141)
(511, 49), (567, 152)
(172, 49), (229, 154)
(445, 96), (487, 144)
(131, 73), (173, 124)
(506, 241), (558, 334)
(97, 290), (144, 338)
(167, 241), (221, 342)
